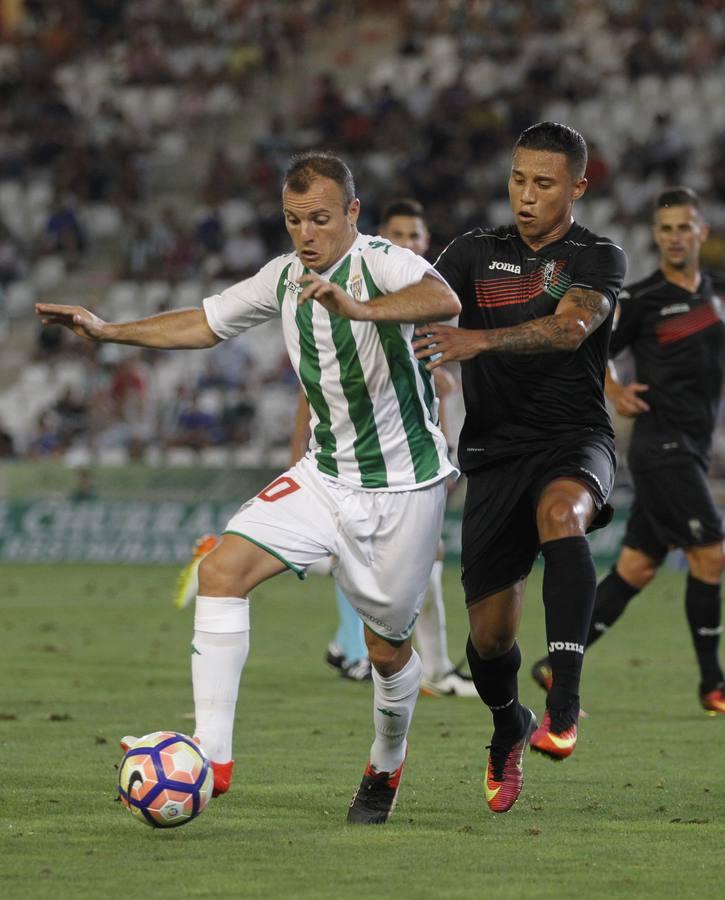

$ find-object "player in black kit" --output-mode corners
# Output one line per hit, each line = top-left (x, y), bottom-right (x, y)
(413, 122), (627, 813)
(531, 186), (725, 715)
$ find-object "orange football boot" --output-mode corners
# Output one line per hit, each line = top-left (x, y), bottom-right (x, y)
(484, 708), (537, 813)
(530, 709), (578, 760)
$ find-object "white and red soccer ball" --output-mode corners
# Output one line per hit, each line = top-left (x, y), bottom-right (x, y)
(118, 731), (213, 828)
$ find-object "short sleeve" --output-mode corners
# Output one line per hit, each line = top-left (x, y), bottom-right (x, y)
(608, 286), (641, 357)
(364, 240), (443, 294)
(202, 258), (283, 340)
(567, 240), (628, 306)
(433, 235), (472, 295)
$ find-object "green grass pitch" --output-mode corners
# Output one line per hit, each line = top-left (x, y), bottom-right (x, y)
(2, 562), (724, 899)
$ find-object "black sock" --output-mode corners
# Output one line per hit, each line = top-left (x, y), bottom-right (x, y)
(586, 567), (640, 648)
(685, 574), (724, 692)
(466, 636), (524, 738)
(541, 536), (597, 713)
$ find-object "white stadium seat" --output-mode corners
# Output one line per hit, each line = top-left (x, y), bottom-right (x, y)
(141, 280), (171, 314)
(31, 256), (66, 291)
(107, 281), (141, 320)
(5, 281), (36, 318)
(172, 280), (203, 309)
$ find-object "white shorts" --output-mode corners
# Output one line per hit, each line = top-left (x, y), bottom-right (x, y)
(224, 456), (447, 641)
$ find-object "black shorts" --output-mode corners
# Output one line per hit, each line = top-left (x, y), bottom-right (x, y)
(624, 461), (723, 562)
(461, 438), (616, 605)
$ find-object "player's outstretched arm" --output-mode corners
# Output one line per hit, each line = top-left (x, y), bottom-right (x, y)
(298, 272), (460, 323)
(413, 287), (611, 369)
(35, 304), (221, 349)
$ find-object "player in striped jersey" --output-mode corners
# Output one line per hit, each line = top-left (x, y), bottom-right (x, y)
(308, 198), (475, 695)
(36, 151), (460, 825)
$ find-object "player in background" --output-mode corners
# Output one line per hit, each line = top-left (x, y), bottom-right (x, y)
(414, 122), (626, 813)
(380, 200), (475, 696)
(307, 198), (475, 695)
(37, 151), (461, 825)
(531, 186), (725, 714)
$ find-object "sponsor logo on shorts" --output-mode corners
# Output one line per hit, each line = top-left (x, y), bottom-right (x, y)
(688, 518), (704, 541)
(488, 261), (521, 273)
(548, 640), (585, 654)
(355, 608), (392, 633)
(353, 611), (417, 640)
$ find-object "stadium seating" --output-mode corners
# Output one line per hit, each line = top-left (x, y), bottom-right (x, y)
(0, 1), (723, 466)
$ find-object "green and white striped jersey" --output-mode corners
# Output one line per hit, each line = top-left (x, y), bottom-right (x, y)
(203, 233), (456, 491)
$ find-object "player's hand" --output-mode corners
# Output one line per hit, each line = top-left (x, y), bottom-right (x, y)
(297, 275), (367, 320)
(413, 324), (483, 370)
(35, 303), (108, 342)
(611, 381), (650, 417)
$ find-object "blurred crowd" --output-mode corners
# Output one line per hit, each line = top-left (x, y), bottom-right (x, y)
(0, 0), (724, 466)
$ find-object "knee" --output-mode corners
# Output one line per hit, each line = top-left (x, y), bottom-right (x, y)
(469, 627), (515, 661)
(540, 498), (585, 537)
(688, 545), (725, 583)
(617, 545), (659, 589)
(619, 561), (657, 590)
(367, 641), (409, 677)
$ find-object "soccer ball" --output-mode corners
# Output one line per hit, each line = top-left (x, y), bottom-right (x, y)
(118, 731), (214, 828)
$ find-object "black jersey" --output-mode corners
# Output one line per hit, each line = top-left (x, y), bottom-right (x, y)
(609, 269), (725, 471)
(435, 222), (627, 472)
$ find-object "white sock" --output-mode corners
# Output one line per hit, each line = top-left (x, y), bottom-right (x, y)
(370, 650), (422, 773)
(192, 595), (250, 763)
(415, 561), (454, 680)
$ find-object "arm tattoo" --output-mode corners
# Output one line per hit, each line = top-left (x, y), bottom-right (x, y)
(482, 288), (610, 355)
(566, 286), (611, 322)
(485, 316), (580, 353)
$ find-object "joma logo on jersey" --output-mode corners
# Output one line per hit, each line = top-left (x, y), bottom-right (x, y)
(489, 261), (521, 273)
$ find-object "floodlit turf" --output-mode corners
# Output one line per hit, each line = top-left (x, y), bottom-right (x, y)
(2, 562), (724, 899)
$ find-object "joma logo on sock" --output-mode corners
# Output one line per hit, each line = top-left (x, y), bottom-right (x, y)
(548, 640), (584, 654)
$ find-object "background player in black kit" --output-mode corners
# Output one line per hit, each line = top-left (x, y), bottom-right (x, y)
(414, 122), (627, 814)
(531, 186), (725, 715)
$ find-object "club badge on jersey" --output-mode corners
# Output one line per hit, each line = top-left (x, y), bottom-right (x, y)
(349, 275), (363, 301)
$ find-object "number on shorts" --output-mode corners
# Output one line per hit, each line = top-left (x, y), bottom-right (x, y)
(258, 476), (301, 502)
